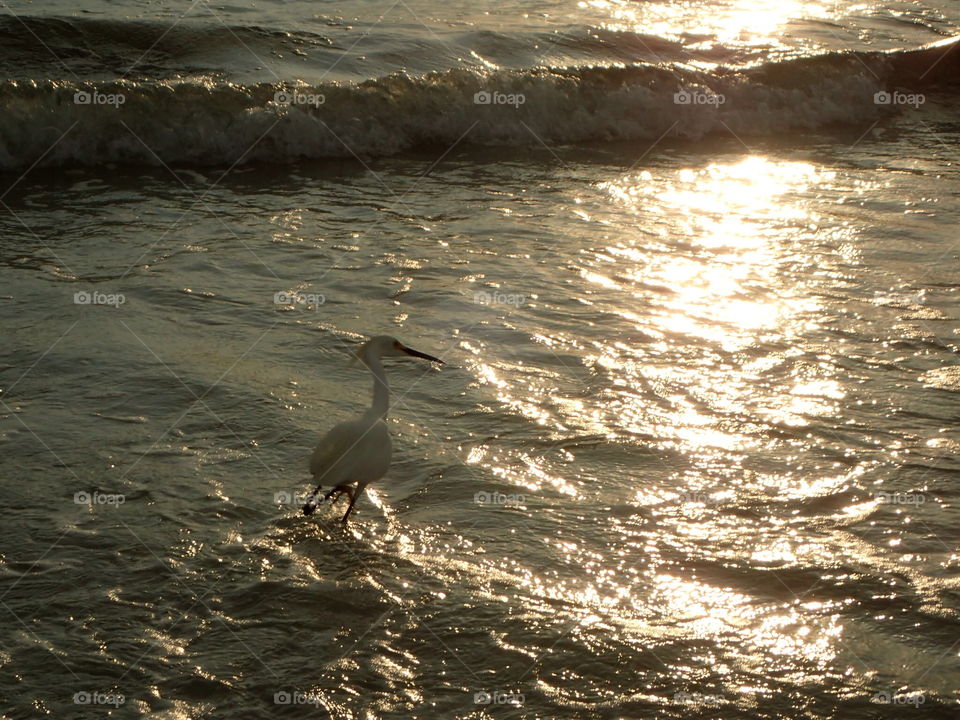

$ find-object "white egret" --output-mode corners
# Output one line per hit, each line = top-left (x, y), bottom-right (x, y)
(302, 335), (443, 522)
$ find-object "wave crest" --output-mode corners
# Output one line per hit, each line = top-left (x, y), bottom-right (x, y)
(0, 44), (953, 170)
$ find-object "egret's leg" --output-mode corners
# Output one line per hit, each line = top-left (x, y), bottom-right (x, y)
(326, 485), (354, 506)
(340, 486), (363, 523)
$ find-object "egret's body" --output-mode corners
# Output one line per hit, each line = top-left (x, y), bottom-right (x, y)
(302, 335), (442, 522)
(308, 416), (391, 491)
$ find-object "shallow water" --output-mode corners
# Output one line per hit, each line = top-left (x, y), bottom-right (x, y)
(2, 1), (960, 719)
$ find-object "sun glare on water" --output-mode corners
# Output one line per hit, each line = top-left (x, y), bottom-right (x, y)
(579, 0), (833, 54)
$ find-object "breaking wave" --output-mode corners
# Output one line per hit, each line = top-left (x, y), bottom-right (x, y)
(0, 34), (956, 169)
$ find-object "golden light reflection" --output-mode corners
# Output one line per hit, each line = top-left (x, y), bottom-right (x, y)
(462, 155), (845, 464)
(589, 157), (840, 454)
(456, 154), (857, 680)
(652, 574), (841, 666)
(580, 0), (832, 55)
(462, 431), (578, 497)
(437, 142), (878, 706)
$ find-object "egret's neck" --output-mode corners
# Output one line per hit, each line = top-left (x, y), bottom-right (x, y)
(366, 354), (389, 419)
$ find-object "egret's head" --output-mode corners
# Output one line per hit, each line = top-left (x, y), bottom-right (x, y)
(354, 335), (444, 365)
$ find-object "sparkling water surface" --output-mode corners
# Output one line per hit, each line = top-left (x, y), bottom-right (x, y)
(1, 1), (959, 718)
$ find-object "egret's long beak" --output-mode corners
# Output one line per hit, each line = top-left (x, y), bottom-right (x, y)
(400, 345), (444, 364)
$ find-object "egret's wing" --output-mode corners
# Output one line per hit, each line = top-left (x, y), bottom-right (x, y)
(309, 420), (360, 482)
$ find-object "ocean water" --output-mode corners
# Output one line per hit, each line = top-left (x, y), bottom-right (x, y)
(1, 1), (960, 718)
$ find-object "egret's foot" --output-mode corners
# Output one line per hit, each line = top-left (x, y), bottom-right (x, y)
(303, 484), (354, 517)
(302, 485), (323, 516)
